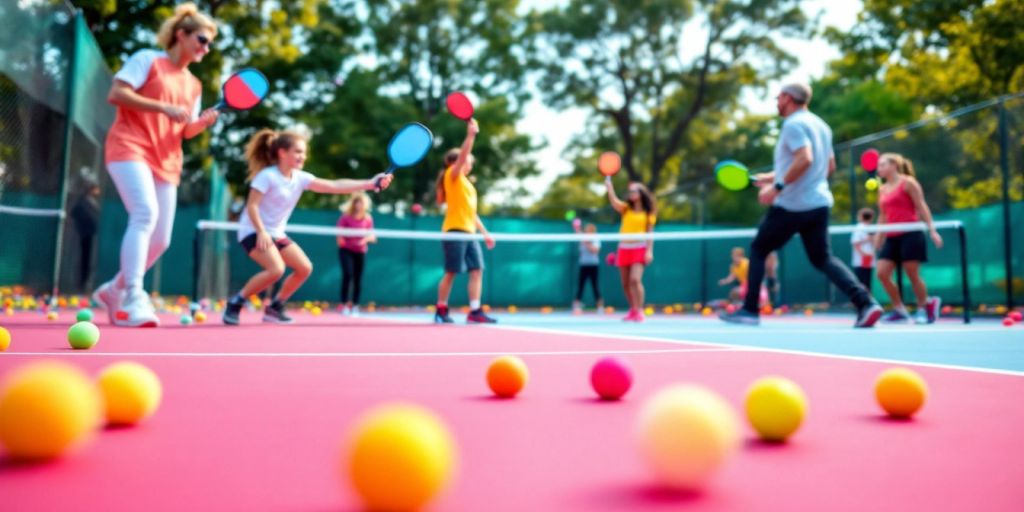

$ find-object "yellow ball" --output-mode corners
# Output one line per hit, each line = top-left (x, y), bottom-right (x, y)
(0, 326), (9, 351)
(0, 362), (102, 460)
(507, 305), (517, 314)
(346, 404), (457, 511)
(97, 362), (163, 426)
(636, 384), (740, 489)
(194, 311), (207, 323)
(46, 311), (58, 321)
(745, 376), (808, 442)
(865, 177), (879, 190)
(311, 306), (322, 316)
(701, 307), (713, 316)
(875, 368), (928, 418)
(644, 306), (655, 316)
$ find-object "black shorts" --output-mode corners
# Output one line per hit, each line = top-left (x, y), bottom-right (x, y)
(240, 233), (293, 255)
(879, 231), (927, 264)
(442, 230), (484, 273)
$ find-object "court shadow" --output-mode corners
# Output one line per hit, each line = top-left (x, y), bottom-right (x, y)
(744, 437), (791, 451)
(0, 456), (51, 473)
(567, 397), (626, 405)
(581, 482), (704, 508)
(857, 413), (917, 424)
(463, 394), (517, 402)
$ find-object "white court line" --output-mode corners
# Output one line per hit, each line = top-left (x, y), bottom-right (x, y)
(484, 323), (1024, 377)
(582, 326), (1012, 335)
(0, 347), (747, 358)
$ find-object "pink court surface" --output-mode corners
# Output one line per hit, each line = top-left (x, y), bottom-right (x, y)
(2, 309), (1023, 511)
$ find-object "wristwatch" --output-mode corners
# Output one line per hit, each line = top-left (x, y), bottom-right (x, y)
(774, 182), (785, 191)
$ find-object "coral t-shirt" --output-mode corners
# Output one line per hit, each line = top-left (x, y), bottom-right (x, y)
(105, 50), (202, 185)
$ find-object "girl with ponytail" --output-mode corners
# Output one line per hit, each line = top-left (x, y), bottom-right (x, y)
(221, 129), (394, 326)
(95, 2), (220, 327)
(875, 152), (944, 324)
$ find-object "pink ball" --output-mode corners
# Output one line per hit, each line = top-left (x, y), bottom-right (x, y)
(591, 357), (633, 400)
(411, 203), (423, 215)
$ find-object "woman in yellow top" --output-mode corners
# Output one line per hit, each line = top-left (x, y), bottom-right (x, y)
(606, 178), (656, 322)
(433, 119), (496, 324)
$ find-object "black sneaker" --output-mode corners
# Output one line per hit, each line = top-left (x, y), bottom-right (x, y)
(263, 301), (294, 324)
(855, 302), (884, 328)
(719, 308), (760, 326)
(434, 306), (454, 324)
(222, 300), (243, 326)
(467, 309), (497, 324)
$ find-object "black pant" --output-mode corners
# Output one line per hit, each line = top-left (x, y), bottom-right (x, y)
(576, 265), (601, 302)
(79, 235), (95, 291)
(744, 206), (872, 313)
(854, 267), (873, 294)
(339, 248), (366, 304)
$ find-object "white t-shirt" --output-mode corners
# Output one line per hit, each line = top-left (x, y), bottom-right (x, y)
(850, 224), (875, 268)
(237, 166), (317, 241)
(578, 238), (602, 266)
(114, 49), (202, 118)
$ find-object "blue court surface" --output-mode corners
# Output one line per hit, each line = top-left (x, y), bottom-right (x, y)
(380, 311), (1024, 375)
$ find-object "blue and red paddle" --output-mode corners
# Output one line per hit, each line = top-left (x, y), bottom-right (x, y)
(214, 68), (269, 111)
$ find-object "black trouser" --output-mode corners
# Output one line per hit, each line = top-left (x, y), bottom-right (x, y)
(744, 206), (872, 313)
(576, 265), (601, 302)
(338, 248), (365, 304)
(79, 235), (94, 290)
(854, 267), (873, 294)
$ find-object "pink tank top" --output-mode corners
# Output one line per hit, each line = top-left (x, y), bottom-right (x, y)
(879, 181), (918, 237)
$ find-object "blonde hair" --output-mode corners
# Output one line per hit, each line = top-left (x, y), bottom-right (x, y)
(156, 3), (218, 50)
(341, 192), (372, 217)
(434, 148), (462, 205)
(243, 129), (308, 181)
(880, 153), (916, 178)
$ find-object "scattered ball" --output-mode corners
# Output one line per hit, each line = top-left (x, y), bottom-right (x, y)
(46, 311), (58, 321)
(486, 355), (529, 398)
(804, 308), (814, 316)
(745, 376), (808, 442)
(865, 177), (879, 191)
(194, 311), (207, 323)
(0, 326), (9, 351)
(725, 304), (736, 314)
(604, 306), (615, 314)
(311, 306), (323, 316)
(636, 384), (740, 490)
(346, 403), (457, 511)
(662, 306), (673, 315)
(411, 203), (423, 215)
(4, 307), (12, 316)
(0, 362), (102, 460)
(875, 368), (928, 418)
(761, 304), (773, 315)
(644, 306), (654, 316)
(76, 309), (94, 322)
(701, 307), (712, 316)
(67, 321), (100, 350)
(540, 306), (553, 315)
(1002, 317), (1014, 327)
(97, 362), (163, 426)
(179, 314), (193, 325)
(591, 357), (633, 400)
(1010, 311), (1023, 322)
(507, 305), (517, 314)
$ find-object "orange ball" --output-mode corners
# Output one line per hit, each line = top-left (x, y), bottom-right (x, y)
(486, 356), (529, 398)
(875, 368), (928, 418)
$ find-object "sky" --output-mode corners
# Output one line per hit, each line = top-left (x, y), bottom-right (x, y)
(497, 0), (863, 205)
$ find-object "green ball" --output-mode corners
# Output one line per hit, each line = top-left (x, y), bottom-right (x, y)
(565, 210), (577, 221)
(865, 178), (879, 191)
(67, 321), (100, 350)
(179, 314), (193, 325)
(76, 308), (94, 322)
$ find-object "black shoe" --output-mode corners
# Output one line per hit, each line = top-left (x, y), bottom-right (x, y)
(222, 300), (243, 326)
(263, 300), (294, 324)
(719, 308), (760, 326)
(467, 309), (497, 324)
(855, 302), (884, 328)
(434, 307), (454, 324)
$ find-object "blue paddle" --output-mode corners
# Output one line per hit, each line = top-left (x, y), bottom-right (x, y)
(375, 122), (433, 192)
(214, 68), (269, 111)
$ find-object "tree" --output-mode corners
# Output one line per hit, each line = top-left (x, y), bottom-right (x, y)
(532, 0), (809, 193)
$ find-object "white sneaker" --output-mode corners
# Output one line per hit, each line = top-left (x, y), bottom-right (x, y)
(351, 306), (360, 317)
(92, 280), (122, 324)
(114, 288), (160, 328)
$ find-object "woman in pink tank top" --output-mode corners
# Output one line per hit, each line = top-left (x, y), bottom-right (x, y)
(874, 153), (944, 324)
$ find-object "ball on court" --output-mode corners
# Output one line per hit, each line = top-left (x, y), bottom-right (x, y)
(636, 384), (740, 490)
(194, 311), (207, 323)
(1002, 317), (1014, 327)
(745, 376), (808, 442)
(75, 309), (94, 322)
(487, 355), (529, 398)
(346, 403), (457, 511)
(0, 361), (102, 460)
(875, 368), (928, 418)
(644, 306), (654, 316)
(97, 362), (163, 426)
(0, 326), (10, 351)
(507, 305), (518, 314)
(67, 321), (100, 350)
(179, 314), (193, 325)
(865, 178), (879, 190)
(1010, 311), (1023, 322)
(804, 308), (814, 316)
(46, 311), (58, 321)
(311, 306), (323, 316)
(591, 357), (633, 400)
(725, 304), (736, 314)
(701, 307), (712, 316)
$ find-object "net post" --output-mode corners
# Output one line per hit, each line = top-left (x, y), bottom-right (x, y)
(51, 8), (83, 301)
(192, 223), (203, 303)
(848, 146), (857, 224)
(959, 224), (971, 324)
(998, 98), (1014, 310)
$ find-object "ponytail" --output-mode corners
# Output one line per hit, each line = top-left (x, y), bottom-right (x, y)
(434, 148), (461, 205)
(244, 129), (307, 181)
(156, 3), (218, 50)
(880, 152), (916, 178)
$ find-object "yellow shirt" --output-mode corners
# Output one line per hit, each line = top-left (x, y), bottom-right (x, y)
(731, 258), (749, 285)
(619, 209), (656, 248)
(442, 166), (478, 233)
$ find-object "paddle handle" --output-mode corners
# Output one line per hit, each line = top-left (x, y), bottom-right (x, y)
(374, 165), (397, 193)
(213, 99), (228, 112)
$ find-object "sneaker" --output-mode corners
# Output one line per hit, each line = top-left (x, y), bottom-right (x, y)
(719, 308), (760, 326)
(572, 301), (582, 315)
(467, 309), (497, 324)
(622, 309), (639, 322)
(113, 288), (159, 328)
(633, 310), (646, 323)
(351, 305), (361, 318)
(855, 302), (884, 328)
(925, 297), (941, 324)
(913, 309), (929, 325)
(881, 309), (910, 323)
(263, 301), (294, 324)
(92, 280), (121, 324)
(222, 299), (243, 326)
(434, 306), (454, 324)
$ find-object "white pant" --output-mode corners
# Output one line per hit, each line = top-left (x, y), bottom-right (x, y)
(107, 161), (177, 292)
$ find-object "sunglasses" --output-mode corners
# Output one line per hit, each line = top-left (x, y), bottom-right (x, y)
(196, 34), (211, 47)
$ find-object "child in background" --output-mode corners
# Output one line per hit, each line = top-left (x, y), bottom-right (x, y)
(337, 192), (376, 317)
(718, 247), (749, 302)
(572, 221), (603, 314)
(851, 208), (876, 293)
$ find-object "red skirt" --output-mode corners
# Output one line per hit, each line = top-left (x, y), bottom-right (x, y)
(616, 247), (647, 267)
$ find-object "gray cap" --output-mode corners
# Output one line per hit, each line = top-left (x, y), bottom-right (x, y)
(781, 83), (812, 105)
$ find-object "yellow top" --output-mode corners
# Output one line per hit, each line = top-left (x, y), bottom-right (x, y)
(442, 166), (478, 233)
(731, 258), (750, 285)
(619, 209), (656, 248)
